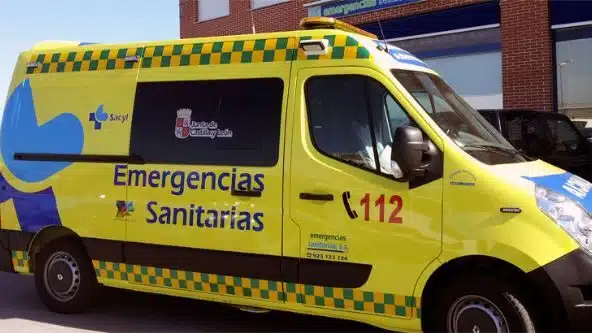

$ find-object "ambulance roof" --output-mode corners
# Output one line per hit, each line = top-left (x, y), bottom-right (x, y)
(25, 17), (437, 75)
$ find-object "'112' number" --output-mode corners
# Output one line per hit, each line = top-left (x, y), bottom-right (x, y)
(360, 193), (403, 224)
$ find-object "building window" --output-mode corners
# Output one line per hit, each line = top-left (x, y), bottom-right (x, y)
(391, 27), (503, 110)
(555, 25), (592, 126)
(198, 0), (229, 22)
(305, 75), (412, 175)
(251, 0), (290, 10)
(130, 78), (284, 166)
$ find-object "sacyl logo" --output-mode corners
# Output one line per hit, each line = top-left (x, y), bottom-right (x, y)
(89, 104), (129, 130)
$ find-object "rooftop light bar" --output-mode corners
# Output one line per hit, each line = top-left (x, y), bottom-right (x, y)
(299, 17), (378, 40)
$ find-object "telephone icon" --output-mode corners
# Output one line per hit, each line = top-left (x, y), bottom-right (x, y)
(342, 191), (358, 219)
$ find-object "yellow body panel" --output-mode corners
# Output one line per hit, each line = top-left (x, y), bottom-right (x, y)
(439, 153), (579, 270)
(0, 21), (581, 333)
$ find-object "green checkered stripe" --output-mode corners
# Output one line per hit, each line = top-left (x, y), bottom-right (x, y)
(26, 47), (144, 74)
(296, 35), (371, 61)
(93, 260), (285, 301)
(141, 37), (295, 68)
(26, 34), (372, 74)
(93, 260), (419, 318)
(285, 282), (419, 318)
(141, 34), (371, 69)
(11, 250), (30, 274)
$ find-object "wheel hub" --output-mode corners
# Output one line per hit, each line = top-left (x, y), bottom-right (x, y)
(448, 295), (509, 333)
(43, 251), (81, 302)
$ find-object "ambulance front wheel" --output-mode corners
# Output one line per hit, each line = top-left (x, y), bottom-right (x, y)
(427, 274), (538, 333)
(34, 238), (98, 314)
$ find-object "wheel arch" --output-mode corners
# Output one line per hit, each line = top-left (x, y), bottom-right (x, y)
(27, 225), (86, 272)
(417, 254), (566, 330)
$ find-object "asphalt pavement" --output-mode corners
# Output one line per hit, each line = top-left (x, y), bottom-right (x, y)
(0, 272), (385, 332)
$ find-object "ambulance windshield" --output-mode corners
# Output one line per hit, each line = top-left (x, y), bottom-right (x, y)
(391, 69), (528, 164)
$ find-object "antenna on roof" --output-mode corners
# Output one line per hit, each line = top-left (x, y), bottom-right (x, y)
(249, 7), (257, 34)
(377, 19), (389, 53)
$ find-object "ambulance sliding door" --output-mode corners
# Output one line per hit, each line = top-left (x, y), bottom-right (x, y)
(123, 39), (293, 304)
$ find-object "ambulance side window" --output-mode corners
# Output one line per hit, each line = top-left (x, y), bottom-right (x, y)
(306, 75), (376, 171)
(367, 82), (412, 175)
(305, 75), (412, 176)
(129, 78), (284, 166)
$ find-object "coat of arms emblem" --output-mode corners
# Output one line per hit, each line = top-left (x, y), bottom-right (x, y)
(175, 108), (192, 139)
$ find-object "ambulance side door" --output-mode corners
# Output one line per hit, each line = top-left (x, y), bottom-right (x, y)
(284, 66), (443, 320)
(123, 39), (291, 302)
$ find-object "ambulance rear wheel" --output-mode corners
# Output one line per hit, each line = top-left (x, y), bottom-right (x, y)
(34, 238), (97, 314)
(427, 275), (537, 333)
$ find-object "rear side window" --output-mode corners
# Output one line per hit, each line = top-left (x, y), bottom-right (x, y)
(130, 78), (284, 166)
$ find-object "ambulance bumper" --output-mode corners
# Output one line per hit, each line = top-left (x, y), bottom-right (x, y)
(528, 248), (592, 332)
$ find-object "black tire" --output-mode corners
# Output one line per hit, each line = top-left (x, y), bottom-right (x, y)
(34, 238), (97, 314)
(425, 274), (537, 333)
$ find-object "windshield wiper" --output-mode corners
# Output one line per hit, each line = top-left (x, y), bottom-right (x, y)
(462, 144), (532, 159)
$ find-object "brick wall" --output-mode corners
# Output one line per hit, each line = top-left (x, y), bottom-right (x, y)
(500, 0), (554, 111)
(179, 0), (308, 38)
(180, 0), (487, 38)
(180, 0), (556, 111)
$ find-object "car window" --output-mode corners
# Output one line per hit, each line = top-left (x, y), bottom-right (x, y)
(546, 118), (582, 154)
(305, 74), (413, 176)
(392, 69), (526, 165)
(130, 77), (284, 166)
(501, 113), (584, 156)
(385, 94), (410, 131)
(479, 112), (499, 130)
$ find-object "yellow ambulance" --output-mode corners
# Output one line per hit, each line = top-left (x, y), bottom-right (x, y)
(1, 17), (591, 333)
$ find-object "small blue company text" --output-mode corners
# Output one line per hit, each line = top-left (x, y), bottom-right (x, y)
(319, 0), (420, 18)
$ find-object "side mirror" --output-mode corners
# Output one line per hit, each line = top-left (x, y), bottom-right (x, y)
(391, 126), (429, 181)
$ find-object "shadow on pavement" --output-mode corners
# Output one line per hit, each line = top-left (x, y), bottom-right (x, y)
(0, 273), (387, 332)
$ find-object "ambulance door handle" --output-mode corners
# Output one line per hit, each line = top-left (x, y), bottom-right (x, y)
(231, 190), (262, 198)
(299, 193), (334, 201)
